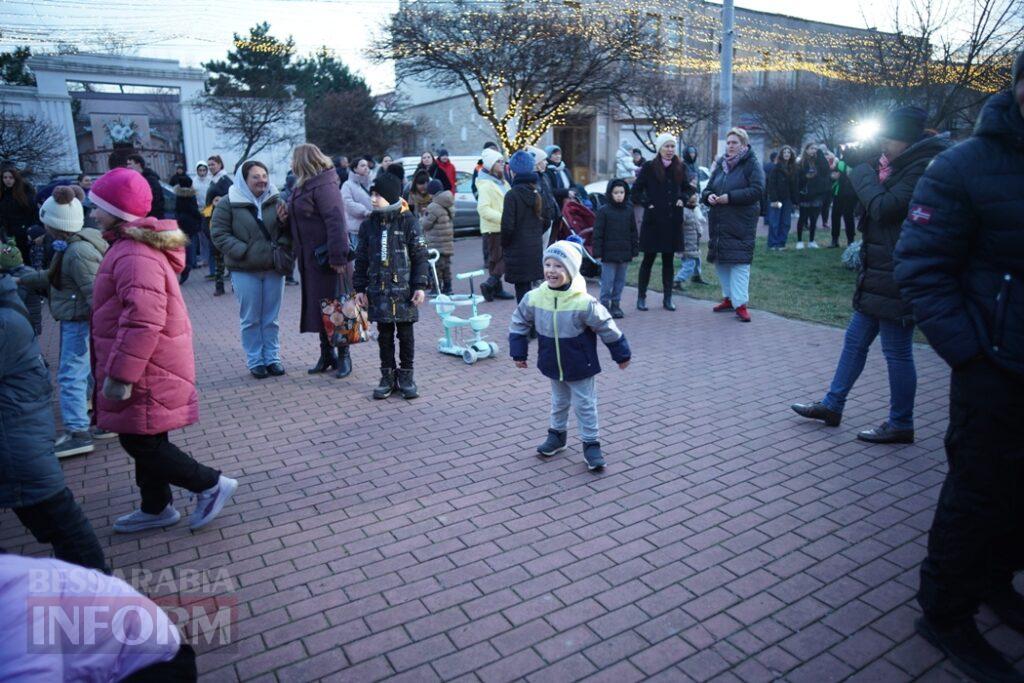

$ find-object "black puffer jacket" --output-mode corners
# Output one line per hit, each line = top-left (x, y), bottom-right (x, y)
(799, 153), (831, 205)
(353, 204), (429, 323)
(501, 179), (547, 284)
(592, 179), (638, 263)
(767, 164), (799, 204)
(702, 149), (765, 265)
(894, 90), (1024, 377)
(849, 133), (952, 323)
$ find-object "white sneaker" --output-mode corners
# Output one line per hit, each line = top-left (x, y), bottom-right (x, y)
(189, 476), (238, 530)
(808, 241), (820, 249)
(113, 505), (181, 533)
(795, 242), (805, 250)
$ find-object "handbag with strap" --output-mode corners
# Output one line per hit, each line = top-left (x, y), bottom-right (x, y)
(251, 207), (295, 277)
(320, 274), (370, 347)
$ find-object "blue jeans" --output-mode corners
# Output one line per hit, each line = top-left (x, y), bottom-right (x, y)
(58, 320), (91, 433)
(674, 256), (702, 282)
(599, 261), (628, 303)
(715, 263), (750, 307)
(232, 270), (284, 369)
(822, 310), (917, 430)
(767, 201), (793, 248)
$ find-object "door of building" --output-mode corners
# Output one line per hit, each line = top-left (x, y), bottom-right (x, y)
(553, 118), (593, 186)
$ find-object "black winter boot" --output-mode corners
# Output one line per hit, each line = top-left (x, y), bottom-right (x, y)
(663, 294), (676, 311)
(308, 333), (337, 374)
(214, 282), (226, 297)
(480, 278), (495, 302)
(442, 280), (453, 295)
(610, 301), (624, 319)
(537, 429), (567, 457)
(636, 296), (648, 311)
(335, 344), (352, 378)
(915, 616), (1024, 683)
(493, 284), (514, 300)
(396, 369), (419, 399)
(373, 369), (396, 399)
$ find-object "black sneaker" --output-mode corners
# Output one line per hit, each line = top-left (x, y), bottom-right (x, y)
(857, 422), (914, 444)
(537, 429), (567, 457)
(915, 616), (1024, 683)
(266, 362), (286, 376)
(55, 431), (95, 458)
(610, 301), (624, 319)
(791, 401), (842, 427)
(373, 369), (396, 399)
(250, 365), (269, 380)
(583, 442), (605, 471)
(691, 275), (709, 285)
(985, 586), (1024, 633)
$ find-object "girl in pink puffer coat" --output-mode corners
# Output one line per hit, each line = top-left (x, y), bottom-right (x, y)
(89, 167), (237, 534)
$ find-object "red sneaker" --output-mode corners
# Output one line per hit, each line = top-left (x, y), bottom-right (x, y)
(735, 304), (751, 322)
(712, 298), (734, 312)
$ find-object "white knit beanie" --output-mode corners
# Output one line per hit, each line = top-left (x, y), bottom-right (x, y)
(543, 240), (584, 282)
(526, 146), (547, 164)
(480, 148), (504, 173)
(39, 186), (85, 233)
(655, 132), (677, 155)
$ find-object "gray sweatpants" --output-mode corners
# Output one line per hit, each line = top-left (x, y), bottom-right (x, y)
(550, 376), (599, 443)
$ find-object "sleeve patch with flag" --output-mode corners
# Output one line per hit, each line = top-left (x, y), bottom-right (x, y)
(908, 205), (933, 224)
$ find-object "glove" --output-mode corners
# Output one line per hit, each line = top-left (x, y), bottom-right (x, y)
(102, 376), (133, 401)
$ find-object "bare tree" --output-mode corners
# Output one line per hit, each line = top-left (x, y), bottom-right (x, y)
(844, 0), (1023, 131)
(616, 72), (721, 153)
(0, 111), (68, 176)
(738, 82), (824, 148)
(193, 95), (303, 172)
(375, 0), (653, 151)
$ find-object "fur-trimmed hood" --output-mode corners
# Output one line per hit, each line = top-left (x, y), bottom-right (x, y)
(106, 217), (188, 273)
(174, 186), (197, 198)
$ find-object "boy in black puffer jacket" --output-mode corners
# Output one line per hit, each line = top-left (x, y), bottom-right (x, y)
(353, 173), (430, 400)
(592, 179), (637, 319)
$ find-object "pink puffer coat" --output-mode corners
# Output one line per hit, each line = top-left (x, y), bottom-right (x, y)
(91, 218), (199, 435)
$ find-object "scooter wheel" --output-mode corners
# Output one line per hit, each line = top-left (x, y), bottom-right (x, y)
(463, 349), (478, 364)
(488, 342), (499, 357)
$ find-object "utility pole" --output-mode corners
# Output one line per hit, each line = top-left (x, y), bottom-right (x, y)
(717, 0), (735, 157)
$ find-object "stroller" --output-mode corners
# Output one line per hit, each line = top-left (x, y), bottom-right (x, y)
(555, 197), (602, 278)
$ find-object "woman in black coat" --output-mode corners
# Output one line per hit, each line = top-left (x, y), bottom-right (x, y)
(630, 134), (693, 311)
(702, 127), (765, 322)
(766, 145), (799, 249)
(501, 151), (547, 302)
(0, 168), (38, 264)
(796, 143), (831, 248)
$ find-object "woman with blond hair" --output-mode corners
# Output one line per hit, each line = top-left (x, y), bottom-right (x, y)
(282, 143), (352, 377)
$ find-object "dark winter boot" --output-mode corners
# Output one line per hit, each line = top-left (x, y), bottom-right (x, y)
(373, 368), (396, 399)
(335, 345), (352, 379)
(493, 284), (514, 300)
(214, 282), (226, 297)
(396, 369), (419, 399)
(636, 296), (648, 311)
(308, 333), (337, 374)
(480, 278), (495, 302)
(915, 616), (1024, 683)
(537, 429), (567, 457)
(442, 280), (453, 295)
(610, 301), (624, 319)
(583, 442), (606, 471)
(663, 294), (676, 311)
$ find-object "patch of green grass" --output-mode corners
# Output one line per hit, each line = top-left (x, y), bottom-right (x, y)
(625, 237), (859, 328)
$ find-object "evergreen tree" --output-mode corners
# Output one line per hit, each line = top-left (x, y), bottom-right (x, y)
(203, 23), (302, 98)
(0, 47), (36, 87)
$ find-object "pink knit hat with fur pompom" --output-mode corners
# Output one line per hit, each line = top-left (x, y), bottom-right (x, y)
(90, 167), (153, 222)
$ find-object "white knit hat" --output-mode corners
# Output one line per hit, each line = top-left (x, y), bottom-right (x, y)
(480, 148), (504, 173)
(543, 240), (584, 282)
(39, 186), (85, 233)
(655, 132), (677, 154)
(526, 145), (547, 163)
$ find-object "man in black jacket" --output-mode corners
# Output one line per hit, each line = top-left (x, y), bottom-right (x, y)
(893, 51), (1024, 683)
(126, 154), (164, 219)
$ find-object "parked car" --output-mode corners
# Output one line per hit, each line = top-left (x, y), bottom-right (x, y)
(398, 156), (480, 237)
(585, 166), (710, 209)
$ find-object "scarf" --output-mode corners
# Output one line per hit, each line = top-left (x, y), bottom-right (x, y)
(660, 156), (673, 168)
(233, 163), (279, 221)
(723, 146), (748, 173)
(878, 154), (892, 183)
(549, 161), (571, 190)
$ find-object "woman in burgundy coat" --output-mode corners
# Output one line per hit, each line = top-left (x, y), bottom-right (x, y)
(285, 144), (352, 378)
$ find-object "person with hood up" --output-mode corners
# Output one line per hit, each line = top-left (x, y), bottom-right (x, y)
(173, 176), (202, 284)
(433, 149), (457, 192)
(477, 147), (515, 301)
(501, 151), (549, 303)
(592, 178), (637, 319)
(19, 185), (108, 458)
(702, 127), (765, 323)
(421, 178), (455, 294)
(343, 156), (374, 251)
(285, 144), (352, 379)
(0, 274), (107, 572)
(125, 154), (165, 219)
(211, 160), (291, 379)
(88, 167), (237, 533)
(544, 145), (576, 203)
(353, 172), (430, 400)
(791, 106), (952, 443)
(631, 133), (693, 311)
(892, 53), (1024, 683)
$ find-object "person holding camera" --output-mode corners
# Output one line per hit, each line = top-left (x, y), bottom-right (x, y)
(791, 106), (950, 443)
(893, 52), (1024, 683)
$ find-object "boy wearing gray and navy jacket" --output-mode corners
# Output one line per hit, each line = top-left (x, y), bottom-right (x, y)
(510, 240), (631, 471)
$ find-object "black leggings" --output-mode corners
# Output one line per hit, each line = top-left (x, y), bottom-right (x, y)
(14, 487), (109, 573)
(831, 196), (857, 246)
(378, 321), (415, 370)
(637, 251), (674, 298)
(797, 206), (821, 242)
(513, 281), (532, 303)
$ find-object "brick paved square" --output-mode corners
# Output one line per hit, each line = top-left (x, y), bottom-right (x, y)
(4, 236), (1016, 681)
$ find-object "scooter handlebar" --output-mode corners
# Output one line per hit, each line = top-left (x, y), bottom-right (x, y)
(456, 269), (486, 280)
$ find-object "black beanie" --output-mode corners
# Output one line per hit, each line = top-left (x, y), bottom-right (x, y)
(385, 162), (405, 182)
(370, 173), (402, 205)
(880, 106), (928, 144)
(1013, 49), (1024, 86)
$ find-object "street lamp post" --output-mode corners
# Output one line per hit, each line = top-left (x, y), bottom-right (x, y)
(718, 0), (735, 156)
